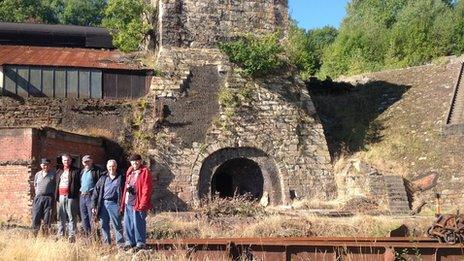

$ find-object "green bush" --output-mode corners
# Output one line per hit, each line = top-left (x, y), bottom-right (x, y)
(102, 0), (152, 52)
(219, 33), (283, 77)
(284, 23), (317, 79)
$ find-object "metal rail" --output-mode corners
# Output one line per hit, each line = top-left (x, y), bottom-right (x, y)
(147, 237), (464, 260)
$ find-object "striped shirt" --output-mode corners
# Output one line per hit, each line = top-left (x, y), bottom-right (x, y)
(34, 170), (55, 196)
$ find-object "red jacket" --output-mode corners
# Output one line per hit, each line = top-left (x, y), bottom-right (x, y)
(120, 165), (153, 212)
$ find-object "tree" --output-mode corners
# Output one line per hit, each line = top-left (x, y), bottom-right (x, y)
(102, 0), (152, 52)
(386, 0), (454, 67)
(307, 26), (338, 76)
(284, 22), (317, 79)
(0, 0), (58, 23)
(59, 0), (106, 26)
(320, 0), (410, 78)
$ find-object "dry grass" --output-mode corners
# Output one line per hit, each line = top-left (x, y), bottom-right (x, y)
(291, 199), (340, 210)
(199, 195), (266, 218)
(148, 216), (200, 239)
(0, 212), (435, 260)
(0, 229), (193, 261)
(73, 127), (116, 140)
(243, 216), (314, 237)
(147, 211), (434, 239)
(0, 230), (102, 261)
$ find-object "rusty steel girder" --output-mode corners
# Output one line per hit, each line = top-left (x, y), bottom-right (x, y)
(427, 214), (464, 244)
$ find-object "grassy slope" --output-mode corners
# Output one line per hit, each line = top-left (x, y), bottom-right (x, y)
(310, 60), (463, 211)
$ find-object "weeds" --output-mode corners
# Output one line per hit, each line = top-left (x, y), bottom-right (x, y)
(199, 195), (266, 218)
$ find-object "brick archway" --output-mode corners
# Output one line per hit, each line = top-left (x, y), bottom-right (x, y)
(196, 147), (282, 205)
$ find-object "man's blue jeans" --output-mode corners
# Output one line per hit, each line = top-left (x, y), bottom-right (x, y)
(100, 200), (124, 245)
(124, 204), (147, 247)
(80, 194), (93, 234)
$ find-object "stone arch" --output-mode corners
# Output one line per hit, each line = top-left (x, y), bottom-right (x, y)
(195, 147), (283, 205)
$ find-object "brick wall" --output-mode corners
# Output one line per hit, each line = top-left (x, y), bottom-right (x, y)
(0, 164), (32, 222)
(0, 127), (111, 222)
(33, 128), (107, 168)
(0, 128), (33, 161)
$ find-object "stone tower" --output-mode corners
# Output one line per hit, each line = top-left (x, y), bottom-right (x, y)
(149, 0), (337, 210)
(157, 0), (289, 48)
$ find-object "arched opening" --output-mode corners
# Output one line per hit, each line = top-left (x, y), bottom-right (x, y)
(211, 158), (264, 200)
(196, 147), (284, 205)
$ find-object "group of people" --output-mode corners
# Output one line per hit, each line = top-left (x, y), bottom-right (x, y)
(32, 153), (153, 250)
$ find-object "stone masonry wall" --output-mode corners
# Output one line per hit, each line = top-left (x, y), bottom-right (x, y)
(149, 48), (335, 210)
(0, 97), (132, 140)
(159, 0), (288, 47)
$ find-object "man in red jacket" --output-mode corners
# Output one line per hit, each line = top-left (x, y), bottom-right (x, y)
(120, 154), (153, 250)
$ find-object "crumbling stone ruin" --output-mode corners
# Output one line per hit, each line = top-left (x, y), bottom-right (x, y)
(148, 0), (336, 210)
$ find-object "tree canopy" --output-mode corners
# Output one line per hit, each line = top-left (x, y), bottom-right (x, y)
(319, 0), (464, 78)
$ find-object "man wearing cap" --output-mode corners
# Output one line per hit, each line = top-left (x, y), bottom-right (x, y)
(55, 154), (81, 242)
(79, 155), (102, 236)
(120, 154), (153, 250)
(32, 158), (56, 236)
(91, 159), (125, 246)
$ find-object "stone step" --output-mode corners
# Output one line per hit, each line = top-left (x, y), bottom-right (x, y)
(384, 175), (410, 214)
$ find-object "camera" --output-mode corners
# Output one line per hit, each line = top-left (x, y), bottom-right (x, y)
(127, 186), (136, 195)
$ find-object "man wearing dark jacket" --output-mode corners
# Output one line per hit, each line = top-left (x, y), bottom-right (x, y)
(91, 159), (125, 246)
(79, 155), (102, 235)
(55, 154), (80, 242)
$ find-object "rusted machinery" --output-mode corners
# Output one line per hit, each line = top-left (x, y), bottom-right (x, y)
(427, 213), (464, 244)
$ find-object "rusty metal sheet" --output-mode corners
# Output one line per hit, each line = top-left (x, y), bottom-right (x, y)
(0, 45), (145, 70)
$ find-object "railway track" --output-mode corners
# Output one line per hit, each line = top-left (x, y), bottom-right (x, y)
(147, 236), (464, 260)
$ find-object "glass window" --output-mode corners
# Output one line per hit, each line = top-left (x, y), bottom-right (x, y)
(67, 69), (78, 98)
(16, 67), (29, 97)
(55, 69), (66, 98)
(90, 70), (102, 99)
(79, 70), (90, 98)
(42, 68), (54, 97)
(4, 67), (17, 95)
(3, 66), (105, 99)
(29, 68), (42, 96)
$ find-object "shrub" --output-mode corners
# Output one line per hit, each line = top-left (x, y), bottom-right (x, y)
(199, 195), (266, 218)
(102, 0), (152, 52)
(219, 33), (283, 77)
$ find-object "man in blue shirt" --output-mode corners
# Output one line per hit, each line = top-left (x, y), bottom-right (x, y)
(91, 159), (125, 246)
(79, 155), (102, 236)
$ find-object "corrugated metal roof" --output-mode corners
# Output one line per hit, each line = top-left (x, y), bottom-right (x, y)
(0, 45), (147, 70)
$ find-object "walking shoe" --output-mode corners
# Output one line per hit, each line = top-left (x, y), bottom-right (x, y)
(68, 236), (76, 243)
(134, 245), (146, 252)
(123, 244), (133, 251)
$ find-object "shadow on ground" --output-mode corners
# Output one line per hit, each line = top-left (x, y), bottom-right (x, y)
(306, 77), (411, 158)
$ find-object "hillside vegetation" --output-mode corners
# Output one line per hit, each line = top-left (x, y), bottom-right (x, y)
(309, 57), (464, 210)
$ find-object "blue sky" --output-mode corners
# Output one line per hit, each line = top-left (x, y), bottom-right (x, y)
(289, 0), (350, 30)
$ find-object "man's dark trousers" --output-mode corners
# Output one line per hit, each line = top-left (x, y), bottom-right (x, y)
(32, 195), (53, 232)
(80, 194), (93, 234)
